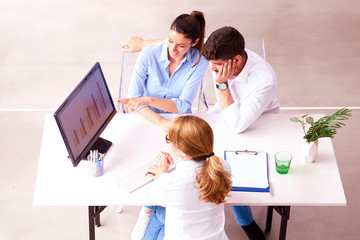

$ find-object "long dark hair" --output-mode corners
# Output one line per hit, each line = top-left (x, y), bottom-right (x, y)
(170, 11), (205, 67)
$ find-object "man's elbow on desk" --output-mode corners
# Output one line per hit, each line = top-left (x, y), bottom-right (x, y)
(221, 110), (251, 134)
(223, 118), (249, 133)
(230, 125), (248, 134)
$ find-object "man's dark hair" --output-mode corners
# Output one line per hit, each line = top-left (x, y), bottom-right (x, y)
(202, 26), (245, 61)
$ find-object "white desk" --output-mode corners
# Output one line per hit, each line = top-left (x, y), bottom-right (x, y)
(33, 113), (346, 239)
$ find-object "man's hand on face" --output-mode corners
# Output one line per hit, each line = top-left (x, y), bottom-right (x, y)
(214, 59), (236, 84)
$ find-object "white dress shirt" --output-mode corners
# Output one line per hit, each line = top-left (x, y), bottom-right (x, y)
(208, 49), (280, 133)
(150, 160), (231, 240)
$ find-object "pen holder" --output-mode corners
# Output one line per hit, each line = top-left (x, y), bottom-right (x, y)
(87, 153), (104, 177)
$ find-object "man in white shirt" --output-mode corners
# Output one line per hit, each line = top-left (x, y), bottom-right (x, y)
(203, 26), (279, 133)
(202, 26), (279, 240)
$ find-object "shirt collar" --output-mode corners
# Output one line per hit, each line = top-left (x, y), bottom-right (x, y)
(159, 43), (168, 63)
(159, 42), (198, 66)
(233, 49), (252, 83)
(176, 159), (205, 171)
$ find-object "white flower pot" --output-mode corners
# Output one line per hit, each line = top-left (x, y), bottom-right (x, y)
(301, 139), (318, 163)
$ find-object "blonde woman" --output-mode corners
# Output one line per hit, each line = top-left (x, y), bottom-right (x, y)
(144, 115), (232, 239)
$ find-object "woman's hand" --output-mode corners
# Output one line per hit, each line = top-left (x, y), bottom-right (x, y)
(146, 152), (174, 180)
(118, 97), (150, 113)
(121, 36), (145, 53)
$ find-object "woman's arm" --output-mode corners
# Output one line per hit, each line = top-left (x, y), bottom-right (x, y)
(119, 97), (179, 113)
(137, 106), (172, 131)
(147, 97), (178, 113)
(121, 36), (165, 52)
(171, 57), (208, 114)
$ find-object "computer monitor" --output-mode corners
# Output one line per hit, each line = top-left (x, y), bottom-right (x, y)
(54, 62), (116, 167)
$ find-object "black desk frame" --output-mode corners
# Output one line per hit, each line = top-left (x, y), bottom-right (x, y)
(266, 206), (291, 240)
(88, 205), (290, 240)
(88, 206), (107, 240)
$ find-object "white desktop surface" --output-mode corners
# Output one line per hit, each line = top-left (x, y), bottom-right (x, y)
(33, 113), (346, 207)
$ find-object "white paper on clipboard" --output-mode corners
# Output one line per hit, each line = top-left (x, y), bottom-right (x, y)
(225, 151), (269, 192)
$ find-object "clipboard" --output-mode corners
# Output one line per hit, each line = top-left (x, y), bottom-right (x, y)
(224, 150), (269, 192)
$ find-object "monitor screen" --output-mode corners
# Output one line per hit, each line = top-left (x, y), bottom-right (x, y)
(54, 62), (116, 167)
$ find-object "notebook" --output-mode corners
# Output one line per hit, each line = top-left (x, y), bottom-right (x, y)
(224, 151), (269, 192)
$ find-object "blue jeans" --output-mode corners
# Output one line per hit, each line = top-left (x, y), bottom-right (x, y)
(232, 205), (254, 226)
(142, 206), (165, 240)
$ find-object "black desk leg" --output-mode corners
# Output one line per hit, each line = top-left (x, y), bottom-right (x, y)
(88, 206), (107, 240)
(266, 206), (274, 231)
(265, 206), (291, 240)
(279, 207), (290, 240)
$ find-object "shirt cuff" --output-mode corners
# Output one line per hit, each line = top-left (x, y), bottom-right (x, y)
(171, 98), (192, 114)
(207, 102), (221, 114)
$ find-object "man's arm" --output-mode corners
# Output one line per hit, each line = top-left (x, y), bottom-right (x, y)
(221, 84), (276, 133)
(214, 60), (235, 110)
(213, 59), (276, 133)
(121, 36), (165, 52)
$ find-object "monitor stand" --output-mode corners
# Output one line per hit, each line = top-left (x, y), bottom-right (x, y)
(87, 137), (112, 157)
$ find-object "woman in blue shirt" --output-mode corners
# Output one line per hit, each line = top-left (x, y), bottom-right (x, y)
(119, 11), (208, 131)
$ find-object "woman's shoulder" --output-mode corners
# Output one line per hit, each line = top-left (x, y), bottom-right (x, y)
(187, 47), (200, 59)
(186, 48), (208, 67)
(244, 49), (276, 81)
(137, 42), (166, 64)
(142, 42), (164, 55)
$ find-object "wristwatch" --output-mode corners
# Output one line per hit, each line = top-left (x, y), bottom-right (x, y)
(216, 82), (229, 91)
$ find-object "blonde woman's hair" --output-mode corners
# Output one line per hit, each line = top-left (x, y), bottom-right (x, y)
(168, 115), (232, 204)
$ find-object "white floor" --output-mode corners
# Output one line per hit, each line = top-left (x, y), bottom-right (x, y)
(1, 0), (360, 239)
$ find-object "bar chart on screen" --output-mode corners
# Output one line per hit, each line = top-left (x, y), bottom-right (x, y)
(69, 80), (111, 150)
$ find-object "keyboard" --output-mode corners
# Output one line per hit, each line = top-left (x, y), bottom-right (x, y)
(115, 155), (181, 193)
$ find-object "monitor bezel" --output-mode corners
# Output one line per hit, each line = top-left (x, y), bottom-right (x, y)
(54, 62), (116, 167)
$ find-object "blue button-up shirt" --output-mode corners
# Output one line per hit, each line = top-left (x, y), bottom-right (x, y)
(128, 42), (208, 114)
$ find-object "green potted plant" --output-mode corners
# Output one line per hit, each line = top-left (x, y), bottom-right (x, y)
(290, 108), (351, 162)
